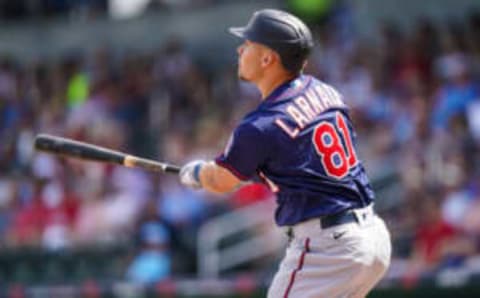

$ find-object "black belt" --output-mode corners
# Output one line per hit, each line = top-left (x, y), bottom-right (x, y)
(286, 209), (362, 239)
(320, 209), (358, 229)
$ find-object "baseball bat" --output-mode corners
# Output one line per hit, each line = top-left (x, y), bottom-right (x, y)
(34, 134), (181, 174)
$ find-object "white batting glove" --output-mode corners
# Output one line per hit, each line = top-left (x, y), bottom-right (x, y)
(179, 160), (206, 189)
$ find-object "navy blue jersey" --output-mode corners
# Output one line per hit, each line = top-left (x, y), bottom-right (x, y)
(216, 75), (374, 226)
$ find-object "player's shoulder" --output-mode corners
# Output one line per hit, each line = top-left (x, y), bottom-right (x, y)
(307, 75), (344, 99)
(236, 114), (267, 135)
(235, 109), (285, 144)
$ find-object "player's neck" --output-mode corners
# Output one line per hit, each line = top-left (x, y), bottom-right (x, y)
(257, 71), (296, 100)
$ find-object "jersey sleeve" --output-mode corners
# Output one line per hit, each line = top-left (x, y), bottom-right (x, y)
(215, 123), (269, 181)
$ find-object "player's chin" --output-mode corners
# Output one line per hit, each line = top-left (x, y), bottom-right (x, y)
(237, 65), (248, 81)
(238, 70), (251, 82)
(238, 74), (248, 81)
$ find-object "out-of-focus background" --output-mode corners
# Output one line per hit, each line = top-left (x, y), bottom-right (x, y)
(1, 0), (480, 297)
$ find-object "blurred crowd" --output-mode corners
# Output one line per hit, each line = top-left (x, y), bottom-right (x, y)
(0, 0), (231, 20)
(0, 34), (273, 282)
(2, 4), (480, 286)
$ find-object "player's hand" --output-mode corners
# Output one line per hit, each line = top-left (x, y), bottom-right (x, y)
(179, 160), (206, 189)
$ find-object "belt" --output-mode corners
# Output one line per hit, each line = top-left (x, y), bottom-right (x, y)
(286, 204), (375, 239)
(320, 209), (358, 229)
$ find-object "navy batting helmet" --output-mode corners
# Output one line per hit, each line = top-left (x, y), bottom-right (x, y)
(229, 9), (314, 74)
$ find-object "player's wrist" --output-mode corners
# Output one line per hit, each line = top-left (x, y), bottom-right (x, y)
(179, 160), (206, 189)
(193, 162), (203, 185)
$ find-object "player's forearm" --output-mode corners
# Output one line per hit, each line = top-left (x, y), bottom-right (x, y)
(199, 161), (242, 193)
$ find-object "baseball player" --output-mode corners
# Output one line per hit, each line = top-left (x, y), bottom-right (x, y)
(180, 9), (391, 298)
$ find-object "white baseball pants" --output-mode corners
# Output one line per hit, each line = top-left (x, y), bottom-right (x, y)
(267, 205), (391, 298)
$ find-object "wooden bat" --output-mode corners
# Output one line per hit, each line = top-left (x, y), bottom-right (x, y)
(34, 134), (181, 174)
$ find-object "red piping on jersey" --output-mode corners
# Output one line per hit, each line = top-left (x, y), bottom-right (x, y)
(214, 157), (250, 181)
(283, 237), (310, 298)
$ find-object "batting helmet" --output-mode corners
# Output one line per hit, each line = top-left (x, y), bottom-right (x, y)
(229, 9), (314, 74)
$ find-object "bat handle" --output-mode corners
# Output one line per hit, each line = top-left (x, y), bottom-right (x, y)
(164, 165), (181, 174)
(124, 156), (181, 174)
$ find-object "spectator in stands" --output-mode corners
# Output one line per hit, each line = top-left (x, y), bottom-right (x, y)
(432, 34), (480, 132)
(405, 195), (476, 283)
(228, 183), (273, 209)
(0, 177), (17, 247)
(126, 212), (171, 284)
(9, 178), (49, 247)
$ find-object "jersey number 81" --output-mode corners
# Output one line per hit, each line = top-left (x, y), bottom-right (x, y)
(313, 112), (358, 179)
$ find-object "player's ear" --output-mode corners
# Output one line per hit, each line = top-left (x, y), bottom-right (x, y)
(261, 54), (269, 66)
(261, 52), (274, 67)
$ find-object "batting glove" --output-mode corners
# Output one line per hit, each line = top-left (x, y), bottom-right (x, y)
(179, 160), (206, 189)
